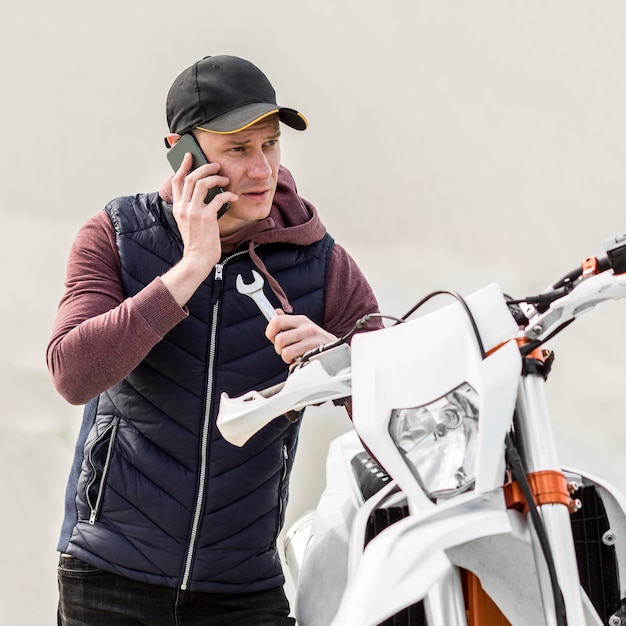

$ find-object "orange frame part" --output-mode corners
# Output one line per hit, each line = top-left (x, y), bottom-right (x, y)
(462, 570), (512, 626)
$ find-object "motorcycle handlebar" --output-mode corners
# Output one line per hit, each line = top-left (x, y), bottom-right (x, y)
(552, 255), (610, 289)
(551, 232), (626, 290)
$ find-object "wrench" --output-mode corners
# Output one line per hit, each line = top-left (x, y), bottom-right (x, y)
(235, 270), (278, 321)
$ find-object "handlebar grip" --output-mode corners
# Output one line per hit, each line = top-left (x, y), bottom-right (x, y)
(552, 255), (610, 289)
(606, 233), (626, 274)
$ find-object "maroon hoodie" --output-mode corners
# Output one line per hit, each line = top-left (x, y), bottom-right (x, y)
(47, 166), (380, 405)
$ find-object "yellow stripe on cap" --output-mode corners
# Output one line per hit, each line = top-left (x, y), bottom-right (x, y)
(196, 109), (281, 135)
(295, 112), (309, 129)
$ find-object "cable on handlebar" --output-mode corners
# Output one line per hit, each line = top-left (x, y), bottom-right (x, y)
(518, 319), (575, 356)
(507, 255), (611, 320)
(298, 313), (404, 364)
(552, 255), (610, 289)
(506, 253), (613, 345)
(507, 287), (572, 314)
(399, 290), (487, 359)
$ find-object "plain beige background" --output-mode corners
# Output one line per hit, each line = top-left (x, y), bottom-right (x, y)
(3, 1), (626, 623)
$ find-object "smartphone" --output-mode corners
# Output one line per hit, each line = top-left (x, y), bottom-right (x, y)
(166, 133), (231, 218)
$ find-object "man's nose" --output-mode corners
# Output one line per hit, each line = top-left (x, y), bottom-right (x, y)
(247, 151), (272, 179)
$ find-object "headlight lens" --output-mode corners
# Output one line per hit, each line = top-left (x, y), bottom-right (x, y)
(388, 382), (479, 499)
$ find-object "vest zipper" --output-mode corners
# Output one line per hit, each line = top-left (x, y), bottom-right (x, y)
(86, 418), (119, 525)
(277, 443), (289, 535)
(180, 249), (251, 591)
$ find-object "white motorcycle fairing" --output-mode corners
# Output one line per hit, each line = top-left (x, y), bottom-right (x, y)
(295, 284), (526, 625)
(351, 283), (521, 508)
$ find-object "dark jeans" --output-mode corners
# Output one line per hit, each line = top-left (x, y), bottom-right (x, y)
(57, 554), (296, 626)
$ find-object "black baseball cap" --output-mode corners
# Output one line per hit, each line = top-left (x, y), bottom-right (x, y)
(166, 55), (308, 136)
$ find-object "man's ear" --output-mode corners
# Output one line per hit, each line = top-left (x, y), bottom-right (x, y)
(164, 133), (181, 148)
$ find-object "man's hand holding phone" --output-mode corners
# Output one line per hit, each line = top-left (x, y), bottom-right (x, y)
(161, 136), (238, 307)
(172, 155), (236, 259)
(167, 133), (232, 217)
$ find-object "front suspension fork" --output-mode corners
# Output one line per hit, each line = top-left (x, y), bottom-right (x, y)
(514, 369), (586, 626)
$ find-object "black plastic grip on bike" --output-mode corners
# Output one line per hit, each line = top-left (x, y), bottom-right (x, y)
(606, 234), (626, 274)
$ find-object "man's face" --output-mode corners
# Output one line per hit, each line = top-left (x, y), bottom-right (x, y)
(193, 115), (281, 235)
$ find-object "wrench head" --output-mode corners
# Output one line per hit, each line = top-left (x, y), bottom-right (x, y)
(236, 269), (265, 295)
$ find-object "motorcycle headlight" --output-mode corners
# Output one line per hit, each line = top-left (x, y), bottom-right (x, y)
(388, 382), (479, 499)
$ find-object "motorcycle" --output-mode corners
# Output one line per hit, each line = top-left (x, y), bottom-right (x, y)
(217, 233), (626, 626)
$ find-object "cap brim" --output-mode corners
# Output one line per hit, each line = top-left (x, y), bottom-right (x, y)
(196, 102), (308, 134)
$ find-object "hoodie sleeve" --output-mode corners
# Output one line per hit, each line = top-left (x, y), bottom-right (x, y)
(323, 243), (383, 339)
(46, 211), (188, 405)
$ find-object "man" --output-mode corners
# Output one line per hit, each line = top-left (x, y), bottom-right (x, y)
(48, 55), (380, 625)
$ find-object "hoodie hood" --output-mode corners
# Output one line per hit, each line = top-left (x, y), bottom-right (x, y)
(158, 165), (328, 313)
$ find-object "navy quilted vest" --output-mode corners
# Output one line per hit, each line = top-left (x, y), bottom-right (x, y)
(59, 192), (333, 593)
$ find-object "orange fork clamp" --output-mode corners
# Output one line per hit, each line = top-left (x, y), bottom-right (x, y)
(504, 469), (582, 515)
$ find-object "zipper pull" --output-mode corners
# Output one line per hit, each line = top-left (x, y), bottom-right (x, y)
(89, 510), (97, 525)
(210, 263), (224, 305)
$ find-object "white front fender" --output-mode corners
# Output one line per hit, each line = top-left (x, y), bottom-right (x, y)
(330, 494), (512, 626)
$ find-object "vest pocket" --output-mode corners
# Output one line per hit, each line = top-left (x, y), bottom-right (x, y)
(84, 417), (119, 525)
